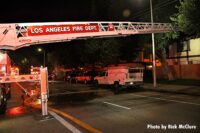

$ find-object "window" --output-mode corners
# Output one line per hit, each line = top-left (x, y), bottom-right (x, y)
(129, 69), (141, 73)
(98, 71), (106, 77)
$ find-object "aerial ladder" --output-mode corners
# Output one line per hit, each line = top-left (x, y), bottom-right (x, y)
(0, 21), (174, 115)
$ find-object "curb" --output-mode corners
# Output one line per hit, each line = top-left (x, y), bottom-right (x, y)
(142, 87), (200, 96)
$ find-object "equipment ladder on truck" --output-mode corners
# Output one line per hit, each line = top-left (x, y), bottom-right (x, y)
(0, 21), (174, 115)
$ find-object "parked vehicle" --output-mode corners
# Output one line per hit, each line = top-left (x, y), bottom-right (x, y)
(63, 70), (77, 83)
(75, 71), (97, 84)
(48, 73), (56, 81)
(94, 66), (144, 92)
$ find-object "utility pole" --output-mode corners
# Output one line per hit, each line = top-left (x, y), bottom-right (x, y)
(150, 0), (157, 87)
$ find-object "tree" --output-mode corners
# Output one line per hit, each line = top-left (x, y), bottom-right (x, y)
(82, 38), (121, 66)
(137, 0), (180, 80)
(171, 0), (200, 38)
(155, 32), (179, 80)
(119, 36), (141, 62)
(152, 1), (180, 80)
(82, 37), (142, 67)
(138, 32), (179, 80)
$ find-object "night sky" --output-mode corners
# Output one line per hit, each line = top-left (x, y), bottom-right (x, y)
(2, 0), (179, 72)
(0, 0), (149, 23)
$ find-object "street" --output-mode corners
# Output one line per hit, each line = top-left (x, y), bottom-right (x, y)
(0, 82), (199, 133)
(0, 0), (200, 133)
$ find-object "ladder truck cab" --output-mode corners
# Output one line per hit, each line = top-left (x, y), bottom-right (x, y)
(0, 52), (11, 114)
(94, 66), (144, 91)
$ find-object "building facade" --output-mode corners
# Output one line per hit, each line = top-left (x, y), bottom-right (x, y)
(168, 38), (200, 65)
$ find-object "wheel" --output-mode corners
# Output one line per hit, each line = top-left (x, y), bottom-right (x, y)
(114, 81), (120, 94)
(0, 88), (7, 114)
(6, 84), (11, 99)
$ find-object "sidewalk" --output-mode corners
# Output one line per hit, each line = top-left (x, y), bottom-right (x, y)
(143, 83), (200, 96)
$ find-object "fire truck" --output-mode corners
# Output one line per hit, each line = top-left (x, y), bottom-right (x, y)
(0, 52), (11, 113)
(30, 66), (41, 75)
(0, 21), (173, 114)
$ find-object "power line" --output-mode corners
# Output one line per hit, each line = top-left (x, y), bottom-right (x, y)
(133, 0), (178, 18)
(133, 0), (172, 17)
(133, 0), (178, 19)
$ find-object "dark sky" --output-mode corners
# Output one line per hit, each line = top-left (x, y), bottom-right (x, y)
(0, 0), (149, 23)
(4, 0), (179, 69)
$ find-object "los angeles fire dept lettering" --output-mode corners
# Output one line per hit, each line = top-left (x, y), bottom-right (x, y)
(28, 24), (99, 36)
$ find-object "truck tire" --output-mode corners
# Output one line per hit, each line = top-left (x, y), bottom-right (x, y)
(0, 88), (7, 114)
(114, 81), (120, 94)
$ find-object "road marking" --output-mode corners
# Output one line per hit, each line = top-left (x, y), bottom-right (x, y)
(49, 111), (82, 133)
(49, 107), (103, 133)
(103, 102), (131, 110)
(30, 102), (102, 133)
(130, 94), (200, 106)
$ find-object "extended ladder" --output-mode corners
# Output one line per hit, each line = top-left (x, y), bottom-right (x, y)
(0, 22), (174, 50)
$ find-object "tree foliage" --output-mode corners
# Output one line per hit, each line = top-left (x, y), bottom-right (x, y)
(137, 0), (181, 80)
(82, 38), (121, 66)
(171, 0), (200, 38)
(82, 37), (142, 66)
(155, 32), (179, 50)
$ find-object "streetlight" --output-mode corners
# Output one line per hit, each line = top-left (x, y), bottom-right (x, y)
(37, 48), (46, 67)
(150, 0), (157, 87)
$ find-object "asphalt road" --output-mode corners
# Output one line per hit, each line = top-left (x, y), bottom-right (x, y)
(51, 88), (200, 133)
(1, 82), (200, 133)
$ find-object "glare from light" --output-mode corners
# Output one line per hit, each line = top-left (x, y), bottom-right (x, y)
(38, 48), (42, 52)
(123, 9), (131, 17)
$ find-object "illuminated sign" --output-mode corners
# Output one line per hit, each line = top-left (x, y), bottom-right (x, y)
(27, 24), (99, 36)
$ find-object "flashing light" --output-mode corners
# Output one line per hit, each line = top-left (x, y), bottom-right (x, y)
(0, 66), (6, 71)
(15, 67), (19, 71)
(11, 67), (20, 76)
(30, 67), (40, 75)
